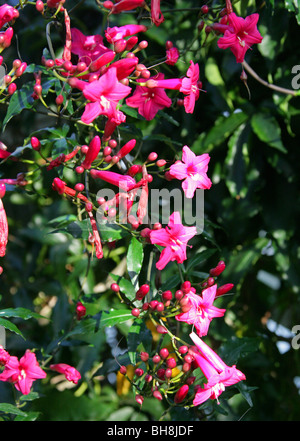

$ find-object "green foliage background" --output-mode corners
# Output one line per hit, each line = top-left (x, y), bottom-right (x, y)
(0, 0), (300, 421)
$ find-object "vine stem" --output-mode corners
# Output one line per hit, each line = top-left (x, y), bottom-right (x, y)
(242, 60), (298, 97)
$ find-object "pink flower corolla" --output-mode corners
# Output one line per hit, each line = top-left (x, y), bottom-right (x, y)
(176, 285), (226, 337)
(126, 73), (172, 121)
(107, 0), (145, 14)
(0, 350), (46, 395)
(189, 332), (246, 405)
(105, 24), (147, 44)
(151, 0), (164, 26)
(0, 345), (10, 365)
(50, 363), (81, 384)
(179, 60), (201, 114)
(0, 4), (19, 29)
(81, 135), (101, 170)
(81, 67), (131, 124)
(90, 169), (137, 191)
(166, 46), (180, 66)
(169, 145), (212, 198)
(217, 12), (263, 63)
(149, 211), (197, 270)
(71, 28), (112, 64)
(0, 183), (8, 257)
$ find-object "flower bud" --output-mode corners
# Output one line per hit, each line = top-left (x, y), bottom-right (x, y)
(174, 384), (189, 403)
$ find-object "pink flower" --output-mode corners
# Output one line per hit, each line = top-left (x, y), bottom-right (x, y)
(189, 332), (246, 405)
(71, 28), (112, 64)
(166, 46), (180, 65)
(180, 61), (201, 114)
(109, 0), (145, 14)
(0, 184), (8, 257)
(126, 73), (172, 121)
(81, 67), (131, 124)
(0, 350), (46, 395)
(149, 211), (197, 270)
(90, 169), (137, 191)
(0, 4), (19, 29)
(217, 12), (263, 63)
(0, 345), (10, 365)
(50, 363), (81, 384)
(169, 145), (212, 198)
(175, 285), (226, 337)
(151, 0), (164, 26)
(81, 135), (101, 170)
(105, 24), (147, 44)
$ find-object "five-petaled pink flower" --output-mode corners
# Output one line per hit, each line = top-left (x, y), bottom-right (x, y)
(126, 73), (172, 120)
(71, 28), (112, 64)
(189, 332), (246, 406)
(0, 350), (46, 395)
(217, 12), (263, 63)
(175, 285), (226, 336)
(81, 67), (131, 124)
(149, 211), (197, 270)
(169, 145), (212, 198)
(180, 61), (201, 114)
(50, 363), (81, 384)
(105, 24), (147, 44)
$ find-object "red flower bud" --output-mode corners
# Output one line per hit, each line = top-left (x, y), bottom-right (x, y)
(174, 384), (189, 403)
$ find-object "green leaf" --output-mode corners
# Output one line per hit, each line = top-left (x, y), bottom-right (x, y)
(2, 82), (35, 130)
(127, 318), (152, 364)
(284, 0), (300, 24)
(100, 309), (132, 328)
(186, 248), (217, 272)
(0, 403), (28, 417)
(110, 274), (136, 301)
(192, 111), (249, 153)
(251, 113), (287, 153)
(0, 317), (25, 339)
(0, 307), (45, 321)
(127, 237), (144, 290)
(98, 222), (130, 242)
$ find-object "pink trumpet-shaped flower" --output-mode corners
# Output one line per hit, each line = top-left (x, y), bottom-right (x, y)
(109, 0), (145, 14)
(126, 73), (172, 121)
(189, 332), (246, 405)
(0, 350), (46, 395)
(0, 183), (8, 257)
(169, 145), (212, 198)
(81, 135), (101, 169)
(151, 0), (164, 26)
(149, 211), (197, 270)
(105, 24), (147, 44)
(217, 12), (263, 63)
(180, 60), (201, 114)
(175, 285), (226, 337)
(0, 4), (19, 29)
(71, 28), (112, 64)
(90, 169), (137, 191)
(81, 67), (131, 124)
(50, 363), (81, 384)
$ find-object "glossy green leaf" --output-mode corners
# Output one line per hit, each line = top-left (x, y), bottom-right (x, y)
(127, 237), (144, 290)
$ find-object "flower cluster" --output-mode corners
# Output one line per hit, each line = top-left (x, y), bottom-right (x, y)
(0, 0), (260, 412)
(115, 264), (245, 407)
(0, 346), (81, 395)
